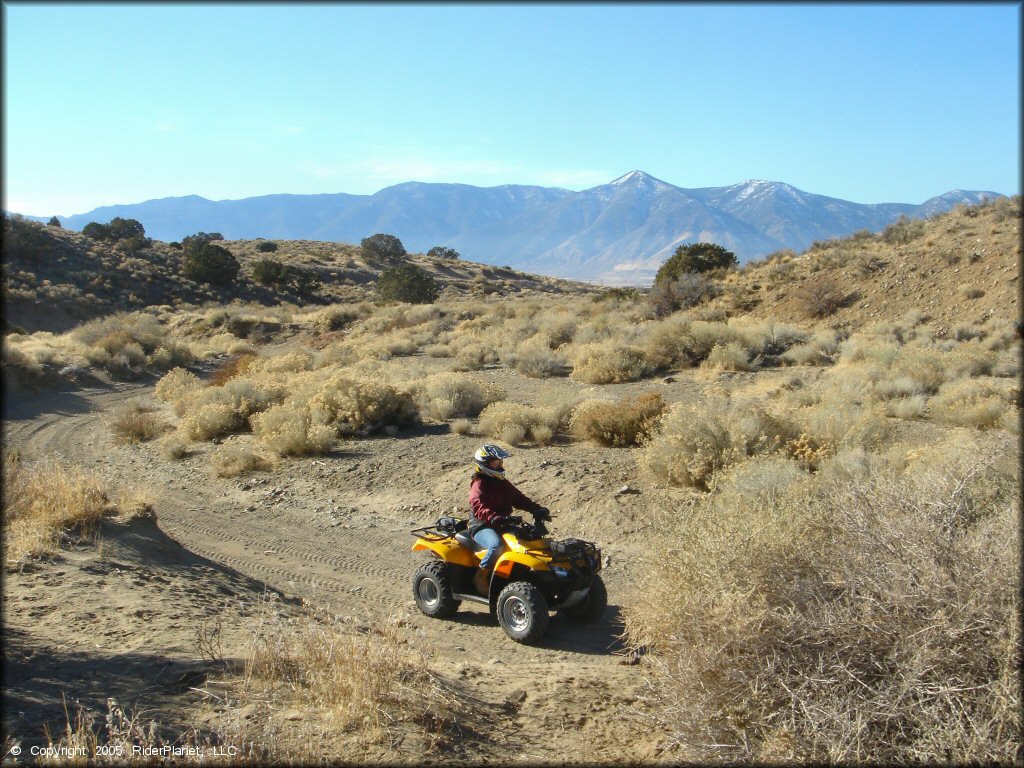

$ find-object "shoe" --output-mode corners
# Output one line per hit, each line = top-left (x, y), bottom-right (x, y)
(473, 569), (491, 595)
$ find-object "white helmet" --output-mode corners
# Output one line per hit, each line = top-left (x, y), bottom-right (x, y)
(474, 444), (510, 478)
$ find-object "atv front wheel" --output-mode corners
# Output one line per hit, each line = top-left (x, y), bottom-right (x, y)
(412, 561), (460, 618)
(563, 574), (607, 623)
(496, 582), (549, 644)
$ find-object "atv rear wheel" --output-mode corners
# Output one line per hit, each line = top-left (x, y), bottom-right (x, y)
(496, 581), (549, 644)
(412, 561), (460, 618)
(563, 573), (607, 623)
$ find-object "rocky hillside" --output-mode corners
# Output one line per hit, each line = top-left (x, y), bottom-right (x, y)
(1, 217), (595, 334)
(705, 195), (1021, 334)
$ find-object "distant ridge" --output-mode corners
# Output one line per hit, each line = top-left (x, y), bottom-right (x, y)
(21, 172), (1003, 284)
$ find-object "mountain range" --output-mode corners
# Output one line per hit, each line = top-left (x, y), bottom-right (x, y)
(29, 172), (1002, 284)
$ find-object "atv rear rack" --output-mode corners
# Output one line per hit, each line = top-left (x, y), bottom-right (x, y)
(410, 516), (468, 541)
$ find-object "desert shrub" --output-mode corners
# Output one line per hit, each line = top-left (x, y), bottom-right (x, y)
(639, 401), (735, 489)
(246, 351), (315, 375)
(159, 433), (190, 460)
(781, 329), (841, 366)
(179, 377), (288, 441)
(944, 341), (998, 379)
(569, 392), (665, 447)
(110, 401), (170, 443)
(881, 214), (926, 244)
(451, 418), (474, 435)
(1, 342), (45, 385)
(570, 340), (651, 384)
(452, 341), (499, 371)
(647, 273), (719, 316)
(148, 343), (194, 371)
(3, 214), (55, 262)
(181, 232), (224, 252)
(313, 304), (370, 332)
(209, 352), (258, 386)
(427, 245), (460, 260)
(250, 403), (336, 456)
(638, 315), (696, 370)
(626, 454), (1020, 763)
(376, 264), (438, 304)
(239, 607), (466, 755)
(787, 401), (891, 469)
(727, 402), (799, 457)
(872, 375), (925, 401)
(701, 341), (753, 372)
(251, 259), (319, 292)
(892, 347), (947, 393)
(655, 242), (737, 284)
(477, 401), (568, 446)
(513, 333), (566, 378)
(837, 336), (899, 367)
(884, 393), (929, 420)
(360, 233), (406, 263)
(958, 284), (985, 300)
(929, 378), (1018, 430)
(154, 367), (204, 410)
(793, 276), (849, 318)
(303, 375), (418, 435)
(255, 240), (279, 253)
(2, 453), (111, 561)
(211, 440), (278, 476)
(182, 243), (240, 286)
(414, 373), (505, 421)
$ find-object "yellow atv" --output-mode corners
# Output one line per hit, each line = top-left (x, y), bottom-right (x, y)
(410, 510), (606, 644)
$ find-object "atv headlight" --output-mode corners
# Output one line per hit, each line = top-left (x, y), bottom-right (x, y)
(550, 565), (570, 578)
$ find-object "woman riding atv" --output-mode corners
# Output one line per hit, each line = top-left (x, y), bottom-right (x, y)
(469, 444), (549, 592)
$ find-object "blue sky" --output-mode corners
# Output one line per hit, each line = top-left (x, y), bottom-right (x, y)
(3, 2), (1020, 216)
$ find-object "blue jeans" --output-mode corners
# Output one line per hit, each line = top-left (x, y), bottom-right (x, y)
(471, 527), (504, 569)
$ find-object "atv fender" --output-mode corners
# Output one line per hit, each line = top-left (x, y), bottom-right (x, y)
(493, 550), (551, 576)
(412, 538), (477, 568)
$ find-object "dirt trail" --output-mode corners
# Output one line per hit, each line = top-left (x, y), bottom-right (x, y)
(3, 375), (676, 762)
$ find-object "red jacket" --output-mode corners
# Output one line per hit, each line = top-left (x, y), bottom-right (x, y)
(469, 473), (543, 527)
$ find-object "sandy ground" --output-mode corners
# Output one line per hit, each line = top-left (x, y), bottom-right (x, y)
(3, 364), (716, 762)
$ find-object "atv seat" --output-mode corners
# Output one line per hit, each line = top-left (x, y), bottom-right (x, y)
(454, 530), (485, 553)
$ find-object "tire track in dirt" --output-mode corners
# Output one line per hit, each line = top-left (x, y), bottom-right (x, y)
(4, 380), (656, 763)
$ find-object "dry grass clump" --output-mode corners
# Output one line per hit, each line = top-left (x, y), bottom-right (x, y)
(700, 341), (753, 371)
(311, 303), (373, 332)
(72, 311), (192, 378)
(452, 340), (500, 371)
(414, 373), (505, 421)
(477, 401), (569, 446)
(154, 367), (204, 413)
(250, 402), (337, 456)
(247, 372), (418, 452)
(626, 452), (1020, 763)
(639, 401), (736, 489)
(570, 340), (651, 384)
(513, 333), (567, 378)
(179, 377), (288, 441)
(787, 400), (891, 468)
(792, 275), (851, 318)
(211, 440), (278, 477)
(2, 452), (112, 562)
(245, 350), (316, 374)
(109, 400), (170, 443)
(640, 395), (803, 489)
(569, 392), (666, 447)
(234, 606), (466, 758)
(781, 329), (842, 366)
(209, 351), (258, 385)
(929, 378), (1019, 430)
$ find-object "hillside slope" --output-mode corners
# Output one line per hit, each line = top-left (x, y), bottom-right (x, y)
(2, 217), (594, 334)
